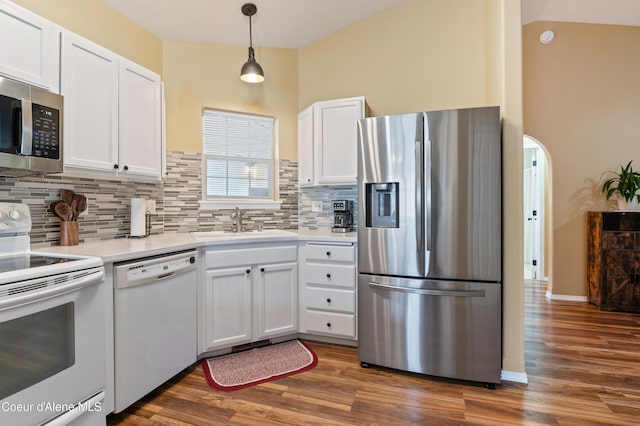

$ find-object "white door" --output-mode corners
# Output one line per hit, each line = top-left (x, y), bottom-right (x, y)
(61, 31), (119, 174)
(204, 267), (253, 351)
(255, 262), (298, 339)
(118, 58), (162, 179)
(523, 140), (545, 280)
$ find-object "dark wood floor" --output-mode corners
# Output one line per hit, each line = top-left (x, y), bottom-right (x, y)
(108, 281), (640, 425)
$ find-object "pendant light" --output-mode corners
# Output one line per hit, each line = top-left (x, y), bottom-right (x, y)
(240, 3), (264, 83)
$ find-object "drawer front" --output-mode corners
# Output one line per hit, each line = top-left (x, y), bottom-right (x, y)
(304, 310), (355, 338)
(206, 245), (296, 268)
(305, 263), (355, 288)
(302, 287), (355, 312)
(305, 244), (354, 263)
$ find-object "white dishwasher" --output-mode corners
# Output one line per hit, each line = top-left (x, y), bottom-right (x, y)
(113, 250), (197, 413)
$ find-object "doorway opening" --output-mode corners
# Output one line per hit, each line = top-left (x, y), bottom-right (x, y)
(523, 135), (550, 281)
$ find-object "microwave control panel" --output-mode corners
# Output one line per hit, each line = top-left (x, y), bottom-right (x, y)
(32, 104), (60, 159)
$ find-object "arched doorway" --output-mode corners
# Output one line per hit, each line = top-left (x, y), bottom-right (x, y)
(523, 135), (550, 281)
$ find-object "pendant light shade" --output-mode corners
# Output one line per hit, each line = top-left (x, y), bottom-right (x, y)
(240, 3), (264, 83)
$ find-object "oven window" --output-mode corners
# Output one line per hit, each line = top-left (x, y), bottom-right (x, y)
(0, 303), (75, 400)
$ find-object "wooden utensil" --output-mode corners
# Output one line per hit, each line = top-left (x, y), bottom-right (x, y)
(54, 202), (71, 222)
(50, 201), (63, 221)
(60, 189), (74, 204)
(69, 195), (81, 221)
(77, 195), (87, 216)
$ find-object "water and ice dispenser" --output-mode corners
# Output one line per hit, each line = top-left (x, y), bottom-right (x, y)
(365, 182), (399, 228)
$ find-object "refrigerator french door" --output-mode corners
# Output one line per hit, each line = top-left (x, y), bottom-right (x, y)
(357, 106), (502, 386)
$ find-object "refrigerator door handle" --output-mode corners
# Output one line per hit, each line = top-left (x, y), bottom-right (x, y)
(368, 281), (485, 297)
(415, 140), (423, 253)
(425, 138), (432, 253)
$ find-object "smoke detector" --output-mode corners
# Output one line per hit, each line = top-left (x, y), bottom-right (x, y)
(540, 30), (555, 44)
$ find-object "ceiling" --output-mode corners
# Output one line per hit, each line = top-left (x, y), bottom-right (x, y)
(522, 0), (640, 26)
(99, 0), (640, 49)
(100, 0), (406, 49)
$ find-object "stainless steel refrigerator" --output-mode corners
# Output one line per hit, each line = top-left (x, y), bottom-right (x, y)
(357, 106), (502, 386)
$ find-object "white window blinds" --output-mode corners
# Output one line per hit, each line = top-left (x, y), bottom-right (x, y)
(203, 109), (275, 200)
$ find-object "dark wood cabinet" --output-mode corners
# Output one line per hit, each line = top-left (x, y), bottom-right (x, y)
(588, 211), (640, 312)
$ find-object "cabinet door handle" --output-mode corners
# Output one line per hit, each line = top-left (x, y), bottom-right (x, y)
(123, 165), (129, 171)
(260, 268), (265, 272)
(246, 269), (251, 274)
(326, 251), (331, 256)
(113, 164), (119, 170)
(326, 322), (331, 328)
(326, 298), (331, 303)
(326, 273), (331, 278)
(307, 178), (311, 182)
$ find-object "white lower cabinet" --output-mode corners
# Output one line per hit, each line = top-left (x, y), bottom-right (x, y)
(202, 243), (297, 353)
(299, 241), (357, 340)
(204, 266), (254, 349)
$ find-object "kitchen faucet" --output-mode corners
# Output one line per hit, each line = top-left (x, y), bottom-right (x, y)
(230, 207), (244, 232)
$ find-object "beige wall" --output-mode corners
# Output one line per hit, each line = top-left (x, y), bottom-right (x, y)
(12, 0), (162, 73)
(299, 0), (487, 114)
(523, 21), (640, 297)
(162, 42), (298, 158)
(299, 0), (525, 376)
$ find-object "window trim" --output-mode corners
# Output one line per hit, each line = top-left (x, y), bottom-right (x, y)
(200, 108), (280, 210)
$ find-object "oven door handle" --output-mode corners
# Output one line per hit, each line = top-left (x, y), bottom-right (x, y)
(0, 268), (104, 311)
(45, 391), (105, 426)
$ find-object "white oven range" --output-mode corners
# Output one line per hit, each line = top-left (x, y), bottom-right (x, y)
(0, 202), (106, 426)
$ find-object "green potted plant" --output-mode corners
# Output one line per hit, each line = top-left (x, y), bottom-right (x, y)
(601, 160), (640, 210)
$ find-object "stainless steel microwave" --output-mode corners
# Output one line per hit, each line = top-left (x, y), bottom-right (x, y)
(0, 77), (63, 177)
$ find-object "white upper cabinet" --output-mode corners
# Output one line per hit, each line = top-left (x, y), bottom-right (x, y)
(297, 104), (314, 186)
(0, 0), (60, 92)
(297, 96), (365, 187)
(118, 58), (162, 179)
(61, 32), (119, 174)
(61, 30), (163, 180)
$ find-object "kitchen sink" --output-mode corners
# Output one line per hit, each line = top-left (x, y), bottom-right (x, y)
(190, 229), (297, 240)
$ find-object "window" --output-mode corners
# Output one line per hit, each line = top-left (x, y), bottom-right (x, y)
(202, 109), (279, 208)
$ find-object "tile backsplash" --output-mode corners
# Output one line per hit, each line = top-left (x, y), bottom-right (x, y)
(0, 151), (358, 245)
(298, 186), (358, 231)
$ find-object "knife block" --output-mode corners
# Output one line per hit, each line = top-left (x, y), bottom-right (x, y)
(60, 221), (79, 246)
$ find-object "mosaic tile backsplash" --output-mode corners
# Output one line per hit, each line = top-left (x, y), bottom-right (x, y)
(0, 151), (356, 245)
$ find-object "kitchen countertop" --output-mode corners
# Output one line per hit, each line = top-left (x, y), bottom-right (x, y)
(35, 229), (356, 263)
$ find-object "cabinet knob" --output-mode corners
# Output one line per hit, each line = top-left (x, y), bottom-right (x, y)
(326, 322), (331, 328)
(246, 269), (251, 274)
(326, 251), (331, 256)
(326, 298), (331, 303)
(260, 268), (265, 272)
(113, 164), (119, 170)
(123, 165), (129, 171)
(307, 178), (311, 182)
(326, 273), (331, 279)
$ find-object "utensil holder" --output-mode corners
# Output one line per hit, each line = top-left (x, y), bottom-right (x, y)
(60, 221), (79, 246)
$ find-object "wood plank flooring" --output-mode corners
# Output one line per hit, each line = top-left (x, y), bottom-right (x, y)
(108, 281), (640, 425)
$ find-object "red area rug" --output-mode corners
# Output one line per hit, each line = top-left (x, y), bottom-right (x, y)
(201, 340), (318, 391)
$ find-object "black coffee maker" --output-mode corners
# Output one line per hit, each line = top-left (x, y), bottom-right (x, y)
(331, 200), (353, 233)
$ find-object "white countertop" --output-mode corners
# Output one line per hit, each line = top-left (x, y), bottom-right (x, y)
(35, 229), (356, 263)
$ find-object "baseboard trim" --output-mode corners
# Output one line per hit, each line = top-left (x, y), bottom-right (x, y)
(545, 291), (588, 302)
(501, 370), (528, 384)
